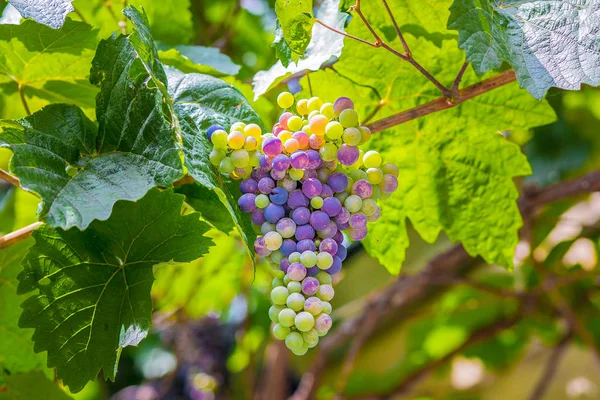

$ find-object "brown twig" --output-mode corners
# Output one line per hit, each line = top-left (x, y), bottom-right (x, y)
(362, 100), (385, 124)
(380, 0), (409, 57)
(18, 83), (31, 116)
(366, 69), (517, 133)
(314, 19), (381, 48)
(0, 169), (20, 187)
(0, 222), (42, 250)
(452, 62), (470, 97)
(527, 330), (572, 400)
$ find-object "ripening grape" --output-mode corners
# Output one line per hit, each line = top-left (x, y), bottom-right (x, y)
(307, 97), (323, 112)
(367, 167), (384, 184)
(309, 115), (328, 136)
(333, 97), (354, 115)
(278, 92), (295, 109)
(297, 99), (309, 115)
(343, 127), (362, 146)
(320, 102), (335, 119)
(325, 121), (343, 140)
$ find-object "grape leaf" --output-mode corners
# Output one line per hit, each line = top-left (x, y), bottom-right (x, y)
(0, 186), (16, 235)
(253, 0), (349, 99)
(448, 0), (600, 99)
(167, 68), (261, 259)
(272, 20), (296, 68)
(0, 371), (72, 400)
(158, 45), (241, 77)
(175, 182), (235, 233)
(274, 0), (314, 61)
(8, 0), (74, 29)
(17, 189), (213, 393)
(0, 19), (99, 118)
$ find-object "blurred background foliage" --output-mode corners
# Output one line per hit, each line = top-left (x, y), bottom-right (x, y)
(1, 0), (600, 399)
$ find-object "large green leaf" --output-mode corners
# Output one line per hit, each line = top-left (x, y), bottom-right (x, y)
(299, 0), (556, 273)
(0, 8), (184, 230)
(274, 0), (314, 62)
(448, 0), (600, 99)
(8, 0), (74, 29)
(17, 189), (213, 393)
(175, 182), (235, 234)
(0, 371), (72, 400)
(167, 68), (262, 258)
(158, 45), (241, 77)
(0, 19), (98, 119)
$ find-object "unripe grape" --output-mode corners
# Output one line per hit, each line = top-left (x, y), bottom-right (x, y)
(255, 194), (270, 208)
(339, 109), (359, 127)
(278, 92), (295, 108)
(303, 329), (320, 348)
(320, 102), (335, 119)
(287, 292), (305, 311)
(283, 274), (291, 285)
(207, 124), (224, 141)
(289, 168), (304, 181)
(325, 121), (343, 140)
(211, 130), (228, 149)
(285, 331), (304, 350)
(297, 99), (309, 115)
(307, 96), (324, 112)
(300, 250), (317, 268)
(278, 308), (297, 327)
(279, 130), (292, 143)
(316, 252), (333, 270)
(367, 167), (383, 184)
(315, 271), (332, 285)
(315, 313), (333, 333)
(319, 143), (338, 162)
(363, 150), (383, 168)
(230, 122), (246, 132)
(209, 149), (226, 166)
(231, 149), (249, 168)
(309, 115), (329, 136)
(343, 127), (361, 146)
(321, 301), (332, 314)
(382, 163), (399, 177)
(219, 157), (235, 174)
(271, 250), (284, 264)
(358, 125), (372, 144)
(344, 194), (363, 213)
(311, 196), (324, 209)
(287, 116), (303, 131)
(244, 123), (262, 138)
(271, 286), (289, 305)
(350, 169), (368, 182)
(273, 323), (290, 340)
(269, 305), (284, 322)
(287, 281), (302, 294)
(292, 343), (309, 356)
(288, 251), (301, 263)
(366, 206), (381, 222)
(295, 311), (315, 332)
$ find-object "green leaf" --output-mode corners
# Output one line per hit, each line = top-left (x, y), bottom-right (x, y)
(17, 189), (213, 393)
(272, 20), (296, 68)
(0, 371), (72, 400)
(158, 45), (241, 77)
(254, 0), (349, 99)
(0, 186), (16, 235)
(8, 0), (74, 29)
(0, 19), (99, 118)
(175, 182), (235, 234)
(167, 68), (261, 259)
(274, 0), (314, 61)
(448, 0), (600, 99)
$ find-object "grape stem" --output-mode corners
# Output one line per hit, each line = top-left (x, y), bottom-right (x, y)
(526, 330), (572, 400)
(0, 222), (42, 250)
(0, 169), (20, 187)
(18, 83), (31, 116)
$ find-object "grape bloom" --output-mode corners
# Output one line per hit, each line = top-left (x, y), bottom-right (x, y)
(208, 93), (399, 355)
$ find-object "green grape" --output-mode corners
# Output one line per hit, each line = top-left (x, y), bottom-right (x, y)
(289, 168), (304, 181)
(371, 185), (381, 200)
(278, 308), (297, 327)
(209, 149), (226, 166)
(315, 271), (332, 285)
(303, 329), (320, 348)
(300, 251), (317, 268)
(288, 116), (303, 131)
(219, 157), (235, 174)
(335, 192), (349, 204)
(367, 167), (383, 184)
(283, 274), (291, 285)
(269, 305), (284, 322)
(321, 301), (333, 314)
(350, 169), (368, 182)
(319, 143), (338, 162)
(311, 196), (324, 209)
(342, 127), (361, 146)
(289, 252), (301, 263)
(287, 281), (302, 293)
(271, 286), (289, 305)
(287, 292), (305, 311)
(270, 250), (284, 264)
(255, 194), (270, 208)
(345, 177), (355, 192)
(231, 149), (250, 168)
(272, 277), (283, 287)
(344, 195), (363, 213)
(339, 109), (359, 128)
(278, 92), (295, 108)
(230, 122), (246, 132)
(285, 331), (304, 351)
(320, 102), (335, 119)
(317, 284), (335, 301)
(249, 150), (261, 167)
(361, 199), (378, 216)
(295, 312), (315, 332)
(307, 96), (324, 112)
(325, 121), (343, 140)
(382, 163), (399, 177)
(316, 252), (333, 270)
(273, 323), (290, 340)
(291, 342), (309, 356)
(363, 150), (383, 168)
(359, 126), (372, 144)
(211, 130), (228, 149)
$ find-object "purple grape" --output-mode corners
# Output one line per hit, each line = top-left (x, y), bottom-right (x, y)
(206, 124), (224, 141)
(327, 172), (349, 193)
(290, 151), (309, 169)
(271, 169), (286, 180)
(382, 174), (399, 193)
(352, 180), (373, 199)
(307, 266), (320, 277)
(322, 197), (342, 217)
(327, 256), (342, 274)
(264, 203), (285, 223)
(334, 207), (350, 224)
(253, 167), (269, 180)
(333, 230), (344, 245)
(270, 187), (289, 205)
(302, 277), (320, 296)
(297, 239), (317, 252)
(309, 211), (330, 231)
(262, 136), (283, 157)
(292, 207), (311, 225)
(349, 212), (367, 229)
(338, 144), (359, 166)
(366, 207), (381, 222)
(300, 169), (317, 182)
(320, 184), (333, 198)
(315, 314), (332, 332)
(302, 178), (323, 198)
(250, 209), (265, 225)
(280, 239), (297, 257)
(288, 190), (309, 209)
(336, 244), (347, 261)
(348, 226), (367, 240)
(240, 178), (258, 194)
(238, 193), (256, 213)
(306, 150), (323, 169)
(280, 258), (291, 273)
(272, 154), (291, 171)
(295, 224), (316, 241)
(278, 177), (297, 192)
(318, 220), (338, 239)
(258, 177), (275, 194)
(319, 238), (338, 256)
(337, 221), (349, 230)
(333, 97), (354, 115)
(288, 262), (307, 281)
(254, 237), (271, 256)
(259, 155), (272, 169)
(276, 217), (296, 238)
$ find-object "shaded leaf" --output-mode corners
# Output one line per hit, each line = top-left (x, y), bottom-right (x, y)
(274, 0), (314, 61)
(176, 182), (235, 233)
(0, 371), (72, 399)
(158, 45), (241, 77)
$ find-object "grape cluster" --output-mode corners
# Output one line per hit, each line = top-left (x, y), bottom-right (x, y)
(207, 92), (399, 355)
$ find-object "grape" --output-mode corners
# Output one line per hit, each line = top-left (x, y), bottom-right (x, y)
(315, 271), (332, 285)
(270, 187), (289, 205)
(295, 224), (316, 241)
(289, 168), (304, 181)
(327, 256), (343, 274)
(280, 239), (297, 257)
(339, 109), (359, 128)
(363, 150), (383, 168)
(250, 209), (266, 225)
(288, 116), (303, 131)
(272, 154), (291, 171)
(303, 330), (320, 348)
(271, 168), (286, 181)
(288, 190), (309, 209)
(347, 226), (368, 240)
(278, 176), (297, 192)
(211, 129), (228, 149)
(304, 296), (323, 315)
(316, 168), (331, 184)
(227, 131), (245, 149)
(287, 281), (302, 294)
(293, 131), (310, 149)
(278, 308), (297, 327)
(240, 178), (258, 194)
(307, 97), (324, 112)
(276, 217), (296, 238)
(280, 258), (290, 273)
(287, 262), (307, 281)
(207, 124), (225, 141)
(291, 207), (311, 225)
(264, 231), (283, 251)
(319, 238), (338, 256)
(311, 196), (324, 209)
(297, 239), (316, 252)
(219, 157), (235, 174)
(244, 137), (258, 151)
(322, 197), (342, 217)
(327, 172), (348, 193)
(302, 178), (323, 198)
(271, 250), (284, 264)
(289, 252), (301, 263)
(302, 277), (320, 296)
(287, 293), (305, 311)
(317, 284), (335, 301)
(315, 314), (332, 333)
(359, 126), (372, 144)
(285, 331), (304, 351)
(262, 136), (283, 157)
(333, 97), (354, 116)
(238, 193), (256, 213)
(321, 184), (333, 198)
(209, 149), (226, 166)
(269, 305), (284, 322)
(295, 312), (315, 332)
(307, 266), (320, 277)
(289, 151), (309, 170)
(382, 174), (399, 193)
(382, 163), (399, 177)
(321, 301), (333, 314)
(301, 169), (318, 182)
(309, 134), (325, 149)
(320, 102), (335, 119)
(291, 343), (309, 356)
(264, 203), (285, 223)
(316, 252), (333, 270)
(273, 324), (290, 340)
(333, 230), (344, 244)
(336, 245), (347, 261)
(255, 194), (270, 209)
(244, 123), (262, 138)
(366, 207), (381, 222)
(260, 221), (275, 234)
(333, 207), (350, 224)
(343, 127), (361, 146)
(278, 92), (295, 108)
(258, 177), (275, 194)
(300, 251), (317, 268)
(352, 180), (373, 199)
(319, 143), (338, 162)
(309, 211), (330, 231)
(367, 167), (383, 184)
(271, 286), (289, 305)
(337, 144), (360, 166)
(350, 169), (368, 182)
(325, 121), (343, 140)
(344, 195), (363, 213)
(309, 115), (328, 136)
(283, 275), (291, 285)
(297, 99), (309, 115)
(231, 122), (246, 132)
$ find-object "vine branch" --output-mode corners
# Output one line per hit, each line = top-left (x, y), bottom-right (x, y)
(18, 83), (31, 116)
(0, 222), (42, 250)
(0, 169), (20, 187)
(527, 330), (572, 400)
